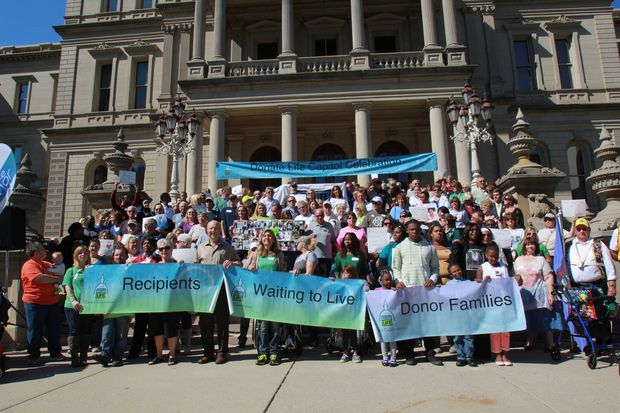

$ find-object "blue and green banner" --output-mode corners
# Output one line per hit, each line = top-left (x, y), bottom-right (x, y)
(366, 278), (526, 342)
(81, 263), (224, 314)
(216, 153), (437, 180)
(223, 267), (367, 330)
(0, 143), (17, 215)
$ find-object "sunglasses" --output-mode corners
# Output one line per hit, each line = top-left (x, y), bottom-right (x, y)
(383, 222), (392, 226)
(544, 218), (553, 222)
(576, 227), (589, 232)
(158, 247), (171, 251)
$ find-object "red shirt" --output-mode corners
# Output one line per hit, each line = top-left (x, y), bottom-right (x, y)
(21, 259), (59, 305)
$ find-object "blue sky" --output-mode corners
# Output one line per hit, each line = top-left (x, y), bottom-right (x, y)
(1, 1), (620, 47)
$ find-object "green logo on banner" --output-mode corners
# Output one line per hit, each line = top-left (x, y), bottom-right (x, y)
(95, 276), (108, 300)
(380, 300), (394, 328)
(231, 279), (246, 303)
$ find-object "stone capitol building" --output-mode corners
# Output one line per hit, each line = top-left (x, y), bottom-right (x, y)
(0, 0), (619, 240)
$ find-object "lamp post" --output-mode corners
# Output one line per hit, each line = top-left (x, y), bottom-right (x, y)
(446, 82), (494, 187)
(155, 97), (201, 203)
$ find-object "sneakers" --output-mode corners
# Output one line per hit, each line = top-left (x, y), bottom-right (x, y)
(352, 353), (362, 363)
(269, 354), (280, 366)
(382, 357), (390, 367)
(340, 354), (350, 363)
(389, 357), (398, 367)
(256, 354), (268, 366)
(456, 359), (468, 367)
(467, 359), (478, 367)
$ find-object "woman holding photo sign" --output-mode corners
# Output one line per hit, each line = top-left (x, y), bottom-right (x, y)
(247, 229), (288, 366)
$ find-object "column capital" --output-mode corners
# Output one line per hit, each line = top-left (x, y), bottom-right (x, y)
(426, 99), (447, 110)
(278, 105), (298, 114)
(352, 101), (372, 111)
(207, 108), (227, 119)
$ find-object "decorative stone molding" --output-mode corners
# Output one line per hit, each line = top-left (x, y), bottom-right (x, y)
(162, 23), (193, 33)
(124, 39), (160, 55)
(88, 42), (123, 58)
(586, 126), (620, 237)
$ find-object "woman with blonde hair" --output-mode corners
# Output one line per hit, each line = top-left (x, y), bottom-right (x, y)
(248, 229), (288, 365)
(63, 245), (93, 367)
(292, 236), (318, 275)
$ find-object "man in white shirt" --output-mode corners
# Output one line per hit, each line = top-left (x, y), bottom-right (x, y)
(260, 186), (280, 217)
(537, 213), (573, 259)
(568, 218), (617, 348)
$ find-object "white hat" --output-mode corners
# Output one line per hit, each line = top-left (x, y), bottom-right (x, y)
(371, 196), (383, 204)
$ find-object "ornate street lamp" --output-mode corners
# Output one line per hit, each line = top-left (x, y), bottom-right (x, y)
(154, 97), (200, 202)
(446, 81), (494, 187)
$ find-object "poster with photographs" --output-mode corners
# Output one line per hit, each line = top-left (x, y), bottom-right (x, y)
(409, 203), (438, 222)
(230, 220), (307, 251)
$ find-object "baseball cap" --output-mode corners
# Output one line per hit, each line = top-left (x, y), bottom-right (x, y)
(371, 196), (383, 204)
(575, 218), (589, 229)
(127, 219), (138, 226)
(543, 213), (555, 219)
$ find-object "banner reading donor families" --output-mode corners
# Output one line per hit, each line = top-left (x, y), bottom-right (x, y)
(224, 267), (366, 330)
(366, 278), (526, 342)
(216, 153), (437, 180)
(81, 264), (224, 314)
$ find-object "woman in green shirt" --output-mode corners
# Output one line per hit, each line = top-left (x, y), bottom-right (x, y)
(333, 233), (369, 284)
(248, 229), (287, 366)
(63, 245), (94, 368)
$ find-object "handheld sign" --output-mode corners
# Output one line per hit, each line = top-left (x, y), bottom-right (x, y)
(118, 170), (136, 185)
(0, 144), (17, 215)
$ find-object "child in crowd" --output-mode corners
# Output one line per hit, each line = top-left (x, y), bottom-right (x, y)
(48, 251), (66, 295)
(446, 263), (477, 367)
(340, 265), (362, 363)
(476, 244), (512, 366)
(377, 269), (398, 367)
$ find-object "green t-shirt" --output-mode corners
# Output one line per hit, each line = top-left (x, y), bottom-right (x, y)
(515, 242), (549, 257)
(258, 255), (279, 272)
(333, 253), (368, 277)
(62, 266), (85, 308)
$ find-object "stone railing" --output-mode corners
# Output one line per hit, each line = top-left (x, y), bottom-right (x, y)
(227, 60), (279, 77)
(297, 55), (351, 73)
(371, 52), (424, 69)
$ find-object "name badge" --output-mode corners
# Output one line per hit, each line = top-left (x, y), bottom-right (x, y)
(267, 256), (275, 261)
(352, 257), (360, 262)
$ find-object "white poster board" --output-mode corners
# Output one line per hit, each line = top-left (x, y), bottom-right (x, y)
(409, 204), (437, 222)
(561, 199), (587, 219)
(172, 248), (198, 263)
(367, 227), (391, 253)
(99, 239), (115, 257)
(490, 229), (512, 249)
(118, 170), (136, 185)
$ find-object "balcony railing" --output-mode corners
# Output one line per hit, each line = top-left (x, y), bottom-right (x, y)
(371, 52), (424, 69)
(227, 60), (279, 77)
(297, 55), (351, 73)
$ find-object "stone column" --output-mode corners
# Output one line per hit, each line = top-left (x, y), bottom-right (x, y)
(349, 0), (369, 69)
(279, 0), (297, 73)
(421, 0), (443, 66)
(280, 105), (298, 184)
(186, 114), (204, 195)
(207, 110), (226, 193)
(454, 135), (471, 185)
(441, 0), (466, 65)
(188, 0), (206, 78)
(353, 102), (372, 187)
(208, 0), (227, 78)
(428, 101), (450, 180)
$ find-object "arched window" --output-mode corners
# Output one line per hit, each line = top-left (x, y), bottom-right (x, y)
(531, 141), (550, 167)
(375, 141), (409, 184)
(93, 164), (108, 185)
(249, 146), (281, 191)
(567, 142), (598, 209)
(131, 159), (146, 188)
(311, 143), (346, 184)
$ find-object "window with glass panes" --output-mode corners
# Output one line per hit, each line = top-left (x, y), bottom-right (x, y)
(17, 83), (29, 113)
(134, 61), (148, 109)
(98, 64), (112, 111)
(104, 0), (118, 12)
(315, 38), (337, 56)
(140, 0), (153, 9)
(513, 40), (535, 91)
(555, 38), (573, 89)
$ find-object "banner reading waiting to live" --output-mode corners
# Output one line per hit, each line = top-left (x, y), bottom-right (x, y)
(81, 263), (224, 314)
(223, 267), (366, 330)
(366, 278), (526, 342)
(216, 153), (437, 180)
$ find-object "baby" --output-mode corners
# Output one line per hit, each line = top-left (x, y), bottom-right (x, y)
(48, 252), (66, 295)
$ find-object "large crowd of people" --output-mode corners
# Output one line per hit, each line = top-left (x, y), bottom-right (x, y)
(18, 175), (618, 369)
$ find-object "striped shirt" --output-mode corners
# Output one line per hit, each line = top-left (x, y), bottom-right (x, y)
(392, 237), (439, 286)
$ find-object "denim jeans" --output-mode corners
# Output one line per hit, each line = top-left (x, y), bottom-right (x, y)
(101, 316), (130, 361)
(258, 320), (281, 356)
(24, 302), (62, 359)
(64, 307), (95, 336)
(453, 335), (474, 361)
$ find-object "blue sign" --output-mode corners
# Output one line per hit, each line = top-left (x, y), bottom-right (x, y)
(216, 153), (437, 180)
(0, 144), (17, 215)
(366, 278), (526, 342)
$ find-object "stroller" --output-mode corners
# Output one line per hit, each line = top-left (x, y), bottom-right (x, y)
(554, 284), (620, 371)
(0, 287), (10, 379)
